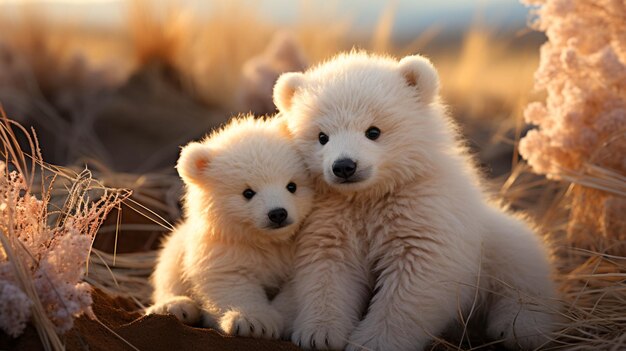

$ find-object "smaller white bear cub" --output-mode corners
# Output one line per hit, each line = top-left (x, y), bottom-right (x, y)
(147, 115), (313, 339)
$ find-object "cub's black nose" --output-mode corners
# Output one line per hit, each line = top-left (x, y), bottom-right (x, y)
(268, 208), (288, 224)
(332, 158), (357, 179)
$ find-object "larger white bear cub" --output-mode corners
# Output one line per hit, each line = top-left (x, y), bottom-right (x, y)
(274, 52), (559, 350)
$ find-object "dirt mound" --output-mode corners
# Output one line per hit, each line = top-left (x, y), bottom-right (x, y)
(0, 289), (301, 351)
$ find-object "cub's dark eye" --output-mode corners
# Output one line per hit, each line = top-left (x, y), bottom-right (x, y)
(318, 132), (329, 145)
(242, 189), (256, 200)
(286, 182), (297, 193)
(365, 126), (381, 140)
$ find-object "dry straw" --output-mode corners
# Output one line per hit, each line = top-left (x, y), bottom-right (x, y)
(519, 0), (626, 250)
(0, 110), (131, 349)
(514, 0), (626, 347)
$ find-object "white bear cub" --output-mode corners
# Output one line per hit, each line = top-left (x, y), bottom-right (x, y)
(274, 52), (559, 350)
(146, 115), (313, 339)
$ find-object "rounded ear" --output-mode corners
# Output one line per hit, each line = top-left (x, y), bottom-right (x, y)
(270, 114), (292, 137)
(398, 55), (440, 104)
(273, 72), (304, 112)
(177, 142), (211, 184)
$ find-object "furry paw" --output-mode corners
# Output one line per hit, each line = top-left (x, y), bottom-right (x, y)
(345, 338), (378, 351)
(270, 288), (297, 339)
(487, 303), (556, 350)
(219, 308), (284, 339)
(291, 319), (350, 350)
(347, 314), (430, 351)
(201, 309), (219, 329)
(346, 323), (417, 351)
(145, 296), (201, 325)
(346, 326), (381, 351)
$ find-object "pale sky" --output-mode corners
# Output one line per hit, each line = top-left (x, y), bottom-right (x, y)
(0, 0), (530, 37)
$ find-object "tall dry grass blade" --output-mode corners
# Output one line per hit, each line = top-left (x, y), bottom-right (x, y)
(129, 0), (189, 70)
(558, 164), (626, 198)
(92, 316), (141, 351)
(371, 0), (397, 53)
(113, 203), (122, 266)
(0, 110), (132, 348)
(86, 249), (156, 305)
(0, 111), (63, 350)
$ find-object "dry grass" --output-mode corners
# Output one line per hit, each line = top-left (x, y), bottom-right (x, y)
(502, 163), (626, 350)
(0, 0), (536, 118)
(124, 0), (351, 109)
(0, 112), (66, 351)
(0, 112), (130, 350)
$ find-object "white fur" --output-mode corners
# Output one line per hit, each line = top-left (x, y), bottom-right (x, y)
(275, 51), (559, 350)
(146, 115), (313, 340)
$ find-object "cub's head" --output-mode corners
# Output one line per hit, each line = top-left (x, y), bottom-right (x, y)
(274, 51), (450, 195)
(177, 115), (313, 241)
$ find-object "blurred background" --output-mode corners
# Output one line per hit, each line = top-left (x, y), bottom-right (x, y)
(0, 0), (546, 251)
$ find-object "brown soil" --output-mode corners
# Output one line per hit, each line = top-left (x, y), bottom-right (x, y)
(0, 289), (302, 351)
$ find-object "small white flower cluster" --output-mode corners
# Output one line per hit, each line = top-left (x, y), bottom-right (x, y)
(520, 0), (626, 177)
(0, 163), (126, 337)
(520, 0), (626, 243)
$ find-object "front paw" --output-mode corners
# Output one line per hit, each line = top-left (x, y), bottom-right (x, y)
(346, 329), (372, 351)
(291, 318), (350, 350)
(219, 308), (283, 339)
(487, 307), (556, 350)
(347, 318), (423, 351)
(346, 325), (383, 351)
(146, 296), (201, 325)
